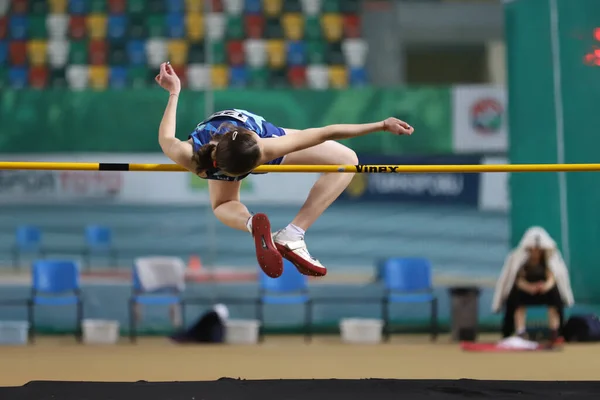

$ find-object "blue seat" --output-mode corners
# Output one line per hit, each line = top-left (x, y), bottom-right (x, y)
(381, 257), (438, 341)
(349, 67), (368, 87)
(258, 260), (312, 342)
(229, 66), (248, 88)
(30, 259), (83, 342)
(9, 16), (28, 40)
(165, 0), (185, 12)
(8, 66), (27, 89)
(12, 225), (43, 268)
(166, 13), (185, 38)
(109, 66), (128, 88)
(126, 40), (146, 65)
(68, 0), (89, 15)
(286, 41), (306, 66)
(129, 259), (184, 342)
(245, 0), (262, 14)
(107, 15), (128, 42)
(83, 225), (118, 270)
(0, 41), (7, 65)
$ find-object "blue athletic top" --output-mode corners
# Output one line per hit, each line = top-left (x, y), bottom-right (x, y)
(188, 109), (286, 181)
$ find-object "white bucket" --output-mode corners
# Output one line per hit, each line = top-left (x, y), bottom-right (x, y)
(82, 319), (120, 345)
(340, 318), (384, 344)
(0, 321), (29, 345)
(225, 319), (261, 344)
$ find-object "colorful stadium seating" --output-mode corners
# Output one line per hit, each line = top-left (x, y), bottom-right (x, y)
(0, 0), (367, 89)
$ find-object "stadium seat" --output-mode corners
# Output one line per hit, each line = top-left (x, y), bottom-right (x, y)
(244, 15), (264, 39)
(145, 38), (167, 68)
(263, 0), (283, 17)
(89, 65), (109, 89)
(166, 12), (185, 38)
(66, 64), (89, 89)
(321, 0), (339, 13)
(0, 40), (7, 64)
(12, 226), (43, 268)
(205, 13), (225, 41)
(68, 0), (88, 15)
(304, 16), (321, 40)
(68, 15), (86, 39)
(283, 0), (302, 12)
(108, 0), (126, 14)
(321, 13), (343, 42)
(49, 0), (68, 14)
(11, 0), (28, 14)
(187, 63), (209, 90)
(265, 17), (283, 39)
(282, 13), (304, 41)
(0, 0), (9, 16)
(127, 0), (145, 14)
(29, 16), (47, 39)
(9, 40), (26, 65)
(226, 40), (244, 66)
(328, 65), (347, 88)
(108, 42), (127, 65)
(185, 0), (203, 13)
(248, 66), (268, 88)
(109, 66), (127, 88)
(171, 63), (187, 86)
(128, 15), (147, 39)
(49, 67), (67, 87)
(89, 39), (108, 65)
(107, 15), (128, 41)
(128, 65), (148, 88)
(30, 0), (48, 14)
(244, 0), (262, 14)
(166, 0), (185, 13)
(211, 64), (228, 88)
(326, 42), (344, 64)
(27, 40), (47, 66)
(286, 40), (306, 66)
(90, 0), (107, 13)
(146, 14), (165, 38)
(342, 38), (368, 67)
(266, 39), (285, 69)
(300, 0), (321, 15)
(9, 15), (27, 40)
(127, 40), (146, 65)
(0, 17), (6, 39)
(8, 66), (27, 88)
(185, 12), (203, 43)
(229, 65), (247, 88)
(306, 39), (325, 64)
(148, 0), (166, 13)
(348, 66), (367, 87)
(343, 14), (361, 38)
(211, 0), (224, 12)
(287, 65), (306, 88)
(226, 15), (244, 40)
(222, 0), (243, 14)
(268, 67), (287, 88)
(210, 40), (226, 64)
(0, 66), (6, 88)
(46, 14), (69, 39)
(340, 0), (360, 14)
(306, 64), (328, 89)
(187, 43), (205, 63)
(68, 40), (88, 64)
(87, 14), (107, 40)
(167, 39), (188, 65)
(47, 39), (69, 68)
(244, 39), (267, 68)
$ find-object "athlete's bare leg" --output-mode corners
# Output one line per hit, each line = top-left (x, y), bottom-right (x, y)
(209, 180), (252, 231)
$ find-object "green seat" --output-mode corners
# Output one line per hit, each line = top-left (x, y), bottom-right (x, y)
(29, 16), (48, 39)
(69, 41), (89, 65)
(321, 0), (340, 13)
(90, 0), (107, 13)
(226, 16), (244, 40)
(148, 0), (165, 13)
(49, 68), (67, 88)
(283, 0), (302, 12)
(268, 68), (288, 88)
(306, 40), (326, 64)
(128, 66), (149, 88)
(128, 0), (146, 14)
(340, 0), (360, 14)
(146, 14), (166, 37)
(248, 67), (269, 88)
(108, 43), (127, 66)
(304, 16), (322, 40)
(128, 15), (147, 39)
(30, 0), (49, 15)
(188, 44), (206, 64)
(0, 67), (7, 90)
(265, 17), (284, 39)
(209, 41), (226, 64)
(326, 42), (344, 65)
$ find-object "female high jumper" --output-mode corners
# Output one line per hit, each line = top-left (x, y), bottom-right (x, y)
(155, 62), (414, 278)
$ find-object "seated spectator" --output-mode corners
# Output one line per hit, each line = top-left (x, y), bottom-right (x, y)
(492, 226), (574, 341)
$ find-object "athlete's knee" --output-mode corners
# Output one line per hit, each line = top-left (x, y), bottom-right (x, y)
(339, 146), (358, 165)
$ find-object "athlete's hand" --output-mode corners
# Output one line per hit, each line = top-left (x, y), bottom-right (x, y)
(155, 62), (181, 96)
(383, 117), (414, 136)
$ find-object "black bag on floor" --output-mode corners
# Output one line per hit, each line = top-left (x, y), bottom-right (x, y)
(563, 314), (600, 342)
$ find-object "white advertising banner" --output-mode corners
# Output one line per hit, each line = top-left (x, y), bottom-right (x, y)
(478, 157), (510, 212)
(452, 85), (508, 153)
(0, 154), (319, 205)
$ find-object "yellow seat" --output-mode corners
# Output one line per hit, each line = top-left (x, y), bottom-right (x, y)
(263, 0), (283, 17)
(329, 65), (348, 88)
(48, 0), (67, 13)
(87, 14), (107, 40)
(266, 40), (286, 69)
(211, 65), (229, 89)
(282, 13), (304, 41)
(186, 13), (204, 43)
(27, 40), (48, 66)
(185, 0), (203, 12)
(321, 13), (343, 42)
(168, 40), (189, 65)
(89, 66), (109, 90)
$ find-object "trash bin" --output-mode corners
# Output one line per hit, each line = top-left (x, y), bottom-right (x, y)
(448, 286), (481, 342)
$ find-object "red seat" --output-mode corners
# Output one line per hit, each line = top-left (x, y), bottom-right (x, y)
(244, 15), (265, 39)
(9, 41), (27, 66)
(89, 40), (108, 65)
(108, 0), (126, 13)
(0, 17), (7, 40)
(69, 16), (87, 39)
(29, 66), (49, 89)
(226, 40), (245, 66)
(287, 66), (306, 88)
(11, 0), (28, 14)
(211, 0), (224, 12)
(171, 64), (187, 87)
(343, 15), (361, 38)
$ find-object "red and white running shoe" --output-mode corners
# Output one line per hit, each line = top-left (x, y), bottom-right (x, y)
(251, 213), (283, 278)
(273, 230), (327, 277)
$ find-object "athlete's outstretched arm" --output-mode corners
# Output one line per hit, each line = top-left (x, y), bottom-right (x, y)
(261, 118), (412, 163)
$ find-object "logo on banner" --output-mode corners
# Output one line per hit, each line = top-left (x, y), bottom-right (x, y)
(0, 171), (57, 195)
(470, 98), (504, 134)
(59, 171), (122, 197)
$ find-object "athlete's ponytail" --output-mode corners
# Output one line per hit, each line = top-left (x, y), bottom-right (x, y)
(192, 142), (218, 174)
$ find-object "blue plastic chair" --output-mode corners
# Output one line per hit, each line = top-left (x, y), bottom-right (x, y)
(165, 0), (185, 13)
(229, 66), (248, 88)
(109, 66), (128, 88)
(258, 260), (313, 342)
(13, 225), (44, 269)
(166, 13), (185, 38)
(107, 15), (128, 41)
(68, 0), (88, 15)
(8, 66), (28, 89)
(129, 259), (185, 342)
(30, 259), (83, 342)
(349, 67), (368, 87)
(0, 41), (8, 65)
(126, 40), (146, 66)
(245, 0), (262, 14)
(83, 225), (118, 270)
(381, 257), (438, 341)
(9, 15), (28, 40)
(286, 41), (306, 66)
